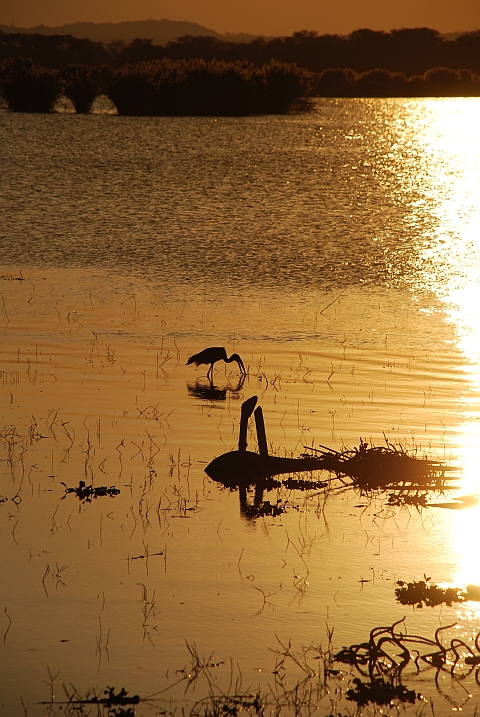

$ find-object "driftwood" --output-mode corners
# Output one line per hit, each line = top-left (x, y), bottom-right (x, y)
(205, 396), (327, 486)
(205, 397), (459, 492)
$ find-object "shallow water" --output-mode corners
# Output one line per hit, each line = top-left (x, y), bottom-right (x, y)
(1, 98), (480, 715)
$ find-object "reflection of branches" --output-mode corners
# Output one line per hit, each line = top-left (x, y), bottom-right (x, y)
(144, 637), (334, 716)
(180, 642), (226, 693)
(0, 425), (28, 479)
(251, 585), (277, 616)
(95, 616), (110, 669)
(54, 562), (68, 589)
(137, 582), (160, 644)
(285, 532), (310, 592)
(44, 665), (60, 711)
(273, 636), (318, 678)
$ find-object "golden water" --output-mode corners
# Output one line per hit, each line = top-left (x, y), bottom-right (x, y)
(1, 98), (480, 715)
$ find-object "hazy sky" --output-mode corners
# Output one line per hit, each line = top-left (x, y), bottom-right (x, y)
(1, 0), (479, 35)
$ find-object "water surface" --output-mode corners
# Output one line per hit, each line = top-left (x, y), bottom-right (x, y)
(1, 98), (480, 715)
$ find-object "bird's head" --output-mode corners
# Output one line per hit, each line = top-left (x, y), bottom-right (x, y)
(230, 353), (246, 374)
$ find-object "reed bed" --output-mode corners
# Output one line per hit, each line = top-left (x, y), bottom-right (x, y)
(0, 56), (311, 114)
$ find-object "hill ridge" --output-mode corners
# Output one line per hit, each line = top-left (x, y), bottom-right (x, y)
(0, 19), (259, 45)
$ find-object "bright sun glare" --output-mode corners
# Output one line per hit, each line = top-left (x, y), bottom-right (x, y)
(452, 505), (480, 591)
(412, 99), (480, 591)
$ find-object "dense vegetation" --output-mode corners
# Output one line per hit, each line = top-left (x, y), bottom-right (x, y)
(0, 56), (312, 114)
(313, 66), (480, 97)
(2, 26), (480, 115)
(2, 26), (480, 75)
(164, 29), (480, 76)
(1, 55), (479, 116)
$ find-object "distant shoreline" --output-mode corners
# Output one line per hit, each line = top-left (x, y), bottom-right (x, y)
(1, 57), (480, 116)
(1, 26), (480, 77)
(2, 26), (480, 116)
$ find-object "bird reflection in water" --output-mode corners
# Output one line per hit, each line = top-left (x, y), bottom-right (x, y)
(187, 374), (246, 402)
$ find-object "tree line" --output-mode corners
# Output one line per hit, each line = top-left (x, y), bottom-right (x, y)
(164, 29), (480, 76)
(2, 56), (479, 116)
(2, 27), (480, 76)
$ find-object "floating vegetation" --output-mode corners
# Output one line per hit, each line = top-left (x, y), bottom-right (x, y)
(0, 273), (24, 281)
(387, 491), (428, 507)
(240, 499), (287, 519)
(61, 480), (120, 502)
(346, 676), (419, 707)
(396, 578), (466, 608)
(395, 577), (480, 607)
(36, 626), (480, 716)
(281, 475), (329, 491)
(40, 685), (140, 713)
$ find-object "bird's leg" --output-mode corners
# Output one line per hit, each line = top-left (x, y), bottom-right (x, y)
(207, 363), (213, 379)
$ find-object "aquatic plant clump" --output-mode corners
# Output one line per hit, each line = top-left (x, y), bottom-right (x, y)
(346, 676), (418, 707)
(305, 438), (459, 491)
(39, 685), (140, 712)
(395, 578), (469, 607)
(61, 480), (120, 502)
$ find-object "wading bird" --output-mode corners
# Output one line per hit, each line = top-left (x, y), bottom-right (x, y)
(186, 347), (246, 379)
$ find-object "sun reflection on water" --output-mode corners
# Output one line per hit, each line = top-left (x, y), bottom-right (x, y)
(410, 98), (480, 462)
(451, 505), (480, 615)
(415, 100), (480, 295)
(406, 101), (480, 601)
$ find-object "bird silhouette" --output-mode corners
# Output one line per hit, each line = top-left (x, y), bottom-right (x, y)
(186, 347), (246, 379)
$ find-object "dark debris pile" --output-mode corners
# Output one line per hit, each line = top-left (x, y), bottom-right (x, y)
(304, 439), (460, 491)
